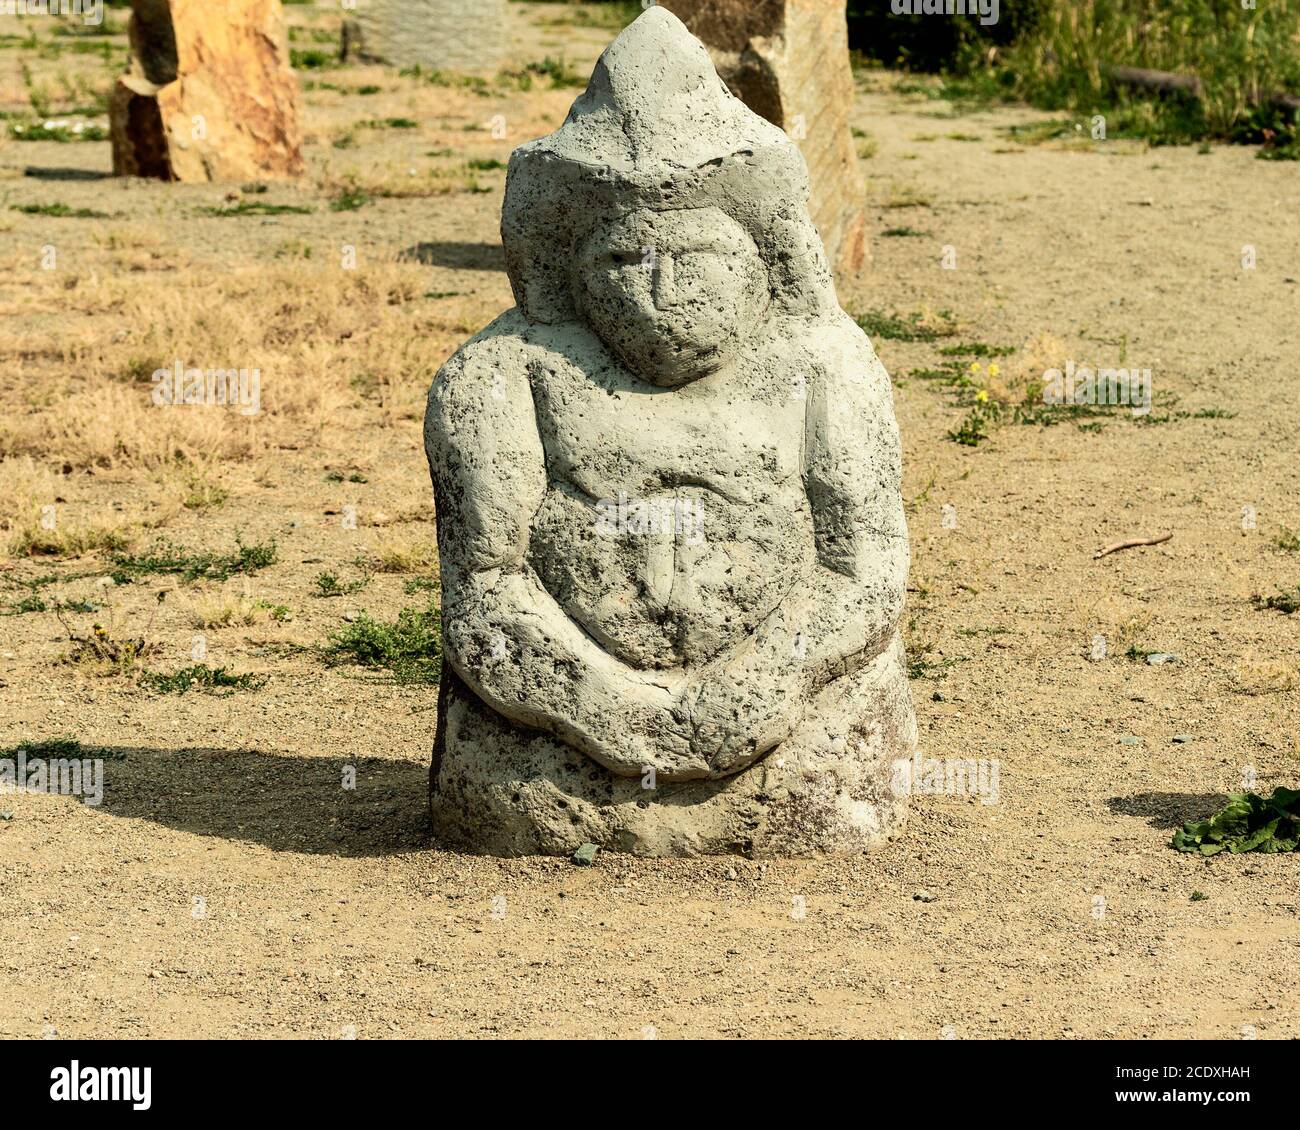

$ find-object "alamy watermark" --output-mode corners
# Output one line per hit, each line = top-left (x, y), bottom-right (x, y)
(594, 492), (706, 546)
(891, 750), (1000, 805)
(0, 0), (102, 25)
(0, 749), (104, 806)
(50, 1061), (150, 1110)
(852, 722), (1000, 804)
(891, 0), (999, 27)
(1042, 360), (1152, 417)
(151, 360), (262, 416)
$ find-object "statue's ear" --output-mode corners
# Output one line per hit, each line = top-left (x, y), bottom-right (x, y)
(502, 152), (591, 325)
(762, 211), (836, 319)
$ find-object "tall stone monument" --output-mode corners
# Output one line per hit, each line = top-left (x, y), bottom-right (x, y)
(659, 0), (868, 280)
(341, 0), (507, 73)
(424, 8), (915, 857)
(110, 0), (304, 182)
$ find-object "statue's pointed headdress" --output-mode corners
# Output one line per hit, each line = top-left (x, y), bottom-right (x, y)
(501, 7), (836, 324)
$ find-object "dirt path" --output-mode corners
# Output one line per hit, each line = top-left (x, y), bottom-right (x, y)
(0, 5), (1297, 1039)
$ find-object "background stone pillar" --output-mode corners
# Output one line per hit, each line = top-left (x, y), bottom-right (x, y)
(660, 0), (868, 282)
(110, 0), (305, 182)
(341, 0), (508, 73)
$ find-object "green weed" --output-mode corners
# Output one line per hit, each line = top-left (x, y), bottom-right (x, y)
(323, 603), (442, 684)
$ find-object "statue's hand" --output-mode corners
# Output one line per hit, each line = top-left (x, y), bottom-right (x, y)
(685, 666), (809, 776)
(582, 667), (706, 781)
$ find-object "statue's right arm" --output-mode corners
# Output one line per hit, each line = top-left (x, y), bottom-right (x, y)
(425, 335), (703, 780)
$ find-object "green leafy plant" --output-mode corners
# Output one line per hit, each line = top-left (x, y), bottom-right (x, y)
(937, 342), (1016, 358)
(314, 570), (368, 598)
(330, 183), (370, 212)
(10, 120), (108, 142)
(947, 404), (995, 447)
(523, 56), (585, 89)
(1172, 788), (1300, 855)
(0, 736), (127, 765)
(323, 603), (442, 684)
(1272, 527), (1300, 553)
(110, 538), (277, 584)
(1252, 587), (1300, 614)
(855, 308), (959, 343)
(198, 201), (313, 217)
(141, 664), (266, 695)
(4, 589), (98, 616)
(12, 202), (111, 218)
(402, 576), (440, 596)
(290, 48), (337, 70)
(905, 638), (963, 679)
(7, 592), (48, 614)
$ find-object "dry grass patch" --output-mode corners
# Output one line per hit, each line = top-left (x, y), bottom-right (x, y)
(0, 259), (446, 472)
(363, 530), (439, 574)
(320, 163), (494, 199)
(176, 585), (288, 630)
(1235, 655), (1298, 696)
(0, 457), (140, 558)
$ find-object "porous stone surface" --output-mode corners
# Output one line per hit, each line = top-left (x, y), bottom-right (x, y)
(110, 0), (304, 182)
(660, 0), (868, 279)
(341, 0), (507, 73)
(424, 7), (915, 857)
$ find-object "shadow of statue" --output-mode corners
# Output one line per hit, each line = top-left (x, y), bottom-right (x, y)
(1107, 791), (1232, 830)
(23, 166), (114, 182)
(85, 744), (430, 857)
(398, 241), (505, 271)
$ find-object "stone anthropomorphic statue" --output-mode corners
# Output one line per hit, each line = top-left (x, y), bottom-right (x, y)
(425, 8), (916, 856)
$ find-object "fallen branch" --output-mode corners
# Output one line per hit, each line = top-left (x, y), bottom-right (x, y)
(1111, 66), (1203, 99)
(1093, 532), (1173, 560)
(1109, 66), (1300, 113)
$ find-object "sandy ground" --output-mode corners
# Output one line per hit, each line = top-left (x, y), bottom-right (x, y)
(0, 3), (1297, 1039)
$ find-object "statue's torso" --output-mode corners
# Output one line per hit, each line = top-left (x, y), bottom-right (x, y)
(524, 330), (815, 670)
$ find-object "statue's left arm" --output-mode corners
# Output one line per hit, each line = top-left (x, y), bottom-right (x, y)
(686, 318), (909, 772)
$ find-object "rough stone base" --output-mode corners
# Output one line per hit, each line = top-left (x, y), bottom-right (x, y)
(430, 633), (917, 857)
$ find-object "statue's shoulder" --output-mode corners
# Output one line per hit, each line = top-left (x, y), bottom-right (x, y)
(434, 308), (533, 382)
(432, 310), (598, 390)
(785, 312), (888, 383)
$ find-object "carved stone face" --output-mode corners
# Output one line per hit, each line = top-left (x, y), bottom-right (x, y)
(574, 207), (769, 387)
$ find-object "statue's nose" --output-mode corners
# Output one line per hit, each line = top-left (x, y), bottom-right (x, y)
(652, 254), (677, 310)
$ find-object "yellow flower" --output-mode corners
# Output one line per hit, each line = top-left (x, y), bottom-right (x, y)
(988, 363), (1000, 378)
(975, 389), (989, 403)
(969, 361), (981, 373)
